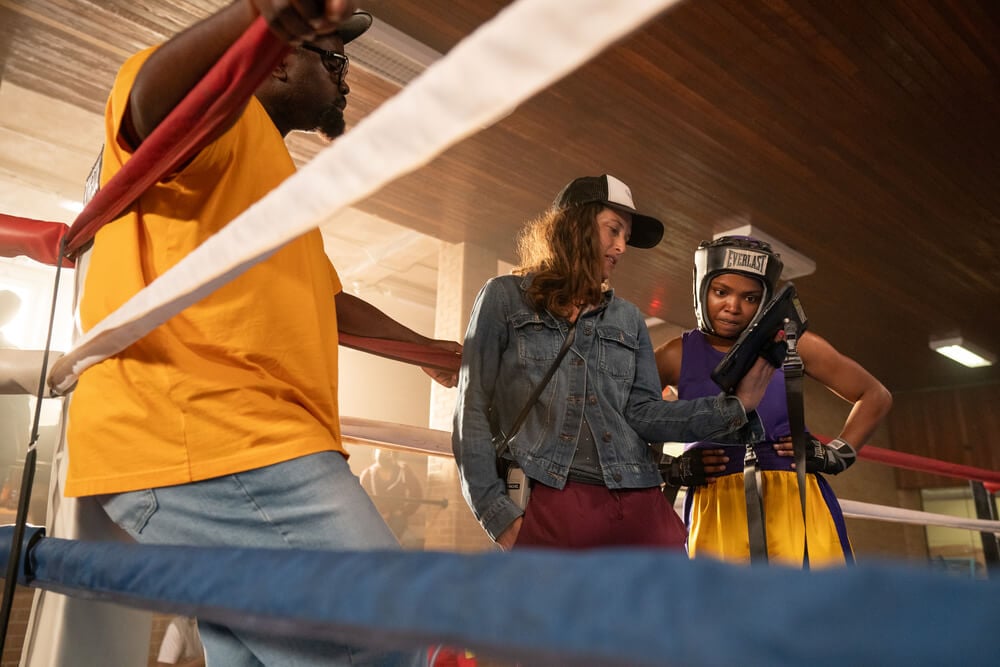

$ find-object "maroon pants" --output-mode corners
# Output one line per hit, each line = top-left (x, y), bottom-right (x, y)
(513, 480), (687, 550)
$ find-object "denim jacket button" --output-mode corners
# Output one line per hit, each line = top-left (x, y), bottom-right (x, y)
(602, 432), (612, 442)
(612, 472), (622, 482)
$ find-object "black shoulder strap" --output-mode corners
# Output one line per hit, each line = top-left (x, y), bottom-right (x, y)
(744, 318), (809, 568)
(744, 444), (769, 565)
(783, 321), (810, 569)
(496, 322), (577, 458)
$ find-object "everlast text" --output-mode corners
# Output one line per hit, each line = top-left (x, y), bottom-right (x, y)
(723, 249), (767, 275)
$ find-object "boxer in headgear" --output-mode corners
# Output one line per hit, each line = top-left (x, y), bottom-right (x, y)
(655, 236), (892, 567)
(693, 236), (783, 337)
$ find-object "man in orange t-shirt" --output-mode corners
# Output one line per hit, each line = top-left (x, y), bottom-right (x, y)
(66, 2), (459, 665)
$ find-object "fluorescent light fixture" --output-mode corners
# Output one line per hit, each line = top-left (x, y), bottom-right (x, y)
(929, 336), (996, 368)
(347, 19), (442, 87)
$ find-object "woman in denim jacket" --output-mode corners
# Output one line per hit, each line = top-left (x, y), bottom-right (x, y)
(452, 175), (777, 551)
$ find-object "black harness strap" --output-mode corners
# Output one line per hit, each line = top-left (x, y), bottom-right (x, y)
(743, 443), (768, 565)
(743, 319), (809, 568)
(782, 321), (810, 569)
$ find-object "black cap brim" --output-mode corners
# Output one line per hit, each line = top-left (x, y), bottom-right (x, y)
(625, 213), (664, 249)
(555, 175), (665, 249)
(338, 11), (373, 44)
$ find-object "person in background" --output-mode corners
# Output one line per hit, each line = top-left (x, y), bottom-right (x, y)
(453, 175), (776, 551)
(0, 290), (29, 508)
(360, 448), (424, 540)
(0, 290), (22, 349)
(65, 2), (459, 664)
(655, 236), (892, 566)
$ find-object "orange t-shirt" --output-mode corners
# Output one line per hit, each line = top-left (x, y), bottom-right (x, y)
(66, 49), (345, 496)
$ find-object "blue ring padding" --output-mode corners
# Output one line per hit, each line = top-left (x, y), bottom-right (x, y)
(2, 524), (45, 585)
(3, 525), (999, 666)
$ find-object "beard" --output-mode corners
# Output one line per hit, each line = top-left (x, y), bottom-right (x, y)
(316, 105), (346, 140)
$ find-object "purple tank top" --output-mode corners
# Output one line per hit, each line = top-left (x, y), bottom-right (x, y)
(677, 330), (795, 450)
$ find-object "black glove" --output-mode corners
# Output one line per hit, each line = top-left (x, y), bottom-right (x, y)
(805, 437), (857, 475)
(659, 450), (709, 488)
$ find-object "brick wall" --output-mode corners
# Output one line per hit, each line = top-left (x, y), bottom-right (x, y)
(0, 587), (33, 667)
(423, 455), (493, 553)
(147, 613), (172, 666)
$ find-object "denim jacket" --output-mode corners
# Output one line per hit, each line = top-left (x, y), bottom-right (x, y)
(451, 274), (764, 540)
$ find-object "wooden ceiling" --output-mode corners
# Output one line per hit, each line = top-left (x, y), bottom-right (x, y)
(1, 0), (999, 395)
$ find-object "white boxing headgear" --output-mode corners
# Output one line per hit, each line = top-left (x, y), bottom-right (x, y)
(693, 236), (783, 336)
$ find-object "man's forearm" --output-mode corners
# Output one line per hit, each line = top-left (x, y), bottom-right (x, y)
(334, 292), (431, 343)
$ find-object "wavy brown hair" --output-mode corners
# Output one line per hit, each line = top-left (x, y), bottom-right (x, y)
(513, 202), (605, 318)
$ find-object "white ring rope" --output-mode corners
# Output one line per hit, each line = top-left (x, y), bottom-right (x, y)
(0, 349), (59, 396)
(46, 0), (680, 394)
(336, 416), (1000, 536)
(340, 415), (451, 457)
(840, 499), (1000, 535)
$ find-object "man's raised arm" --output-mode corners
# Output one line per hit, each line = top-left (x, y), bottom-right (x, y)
(125, 0), (357, 146)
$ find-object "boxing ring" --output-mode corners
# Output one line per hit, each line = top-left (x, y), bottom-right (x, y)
(2, 416), (1000, 665)
(1, 0), (1000, 664)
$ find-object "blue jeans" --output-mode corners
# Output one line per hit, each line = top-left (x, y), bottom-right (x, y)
(98, 451), (425, 667)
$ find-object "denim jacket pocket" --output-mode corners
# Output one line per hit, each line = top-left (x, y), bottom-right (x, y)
(596, 325), (638, 378)
(512, 312), (564, 364)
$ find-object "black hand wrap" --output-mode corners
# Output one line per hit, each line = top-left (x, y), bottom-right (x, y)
(660, 450), (709, 488)
(805, 437), (857, 475)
